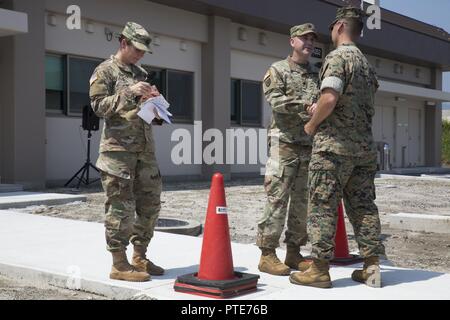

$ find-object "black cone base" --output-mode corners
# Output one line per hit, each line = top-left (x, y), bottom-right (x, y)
(174, 272), (259, 299)
(330, 254), (364, 266)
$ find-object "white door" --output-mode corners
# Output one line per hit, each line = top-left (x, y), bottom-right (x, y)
(372, 106), (383, 167)
(372, 106), (383, 142)
(408, 108), (421, 167)
(381, 106), (396, 167)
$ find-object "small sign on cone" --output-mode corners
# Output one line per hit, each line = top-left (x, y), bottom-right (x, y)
(174, 173), (259, 298)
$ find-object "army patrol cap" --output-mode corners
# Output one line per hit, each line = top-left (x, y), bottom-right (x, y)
(121, 22), (152, 53)
(290, 23), (318, 39)
(329, 6), (365, 30)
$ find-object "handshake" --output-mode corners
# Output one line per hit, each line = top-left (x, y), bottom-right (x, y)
(307, 102), (317, 115)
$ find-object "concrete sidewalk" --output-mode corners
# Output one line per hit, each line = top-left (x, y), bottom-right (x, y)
(0, 210), (449, 300)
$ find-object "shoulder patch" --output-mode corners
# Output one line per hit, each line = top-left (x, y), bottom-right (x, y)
(264, 70), (272, 88)
(89, 73), (98, 86)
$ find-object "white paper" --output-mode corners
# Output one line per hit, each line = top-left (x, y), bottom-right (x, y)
(137, 95), (172, 124)
(137, 103), (156, 124)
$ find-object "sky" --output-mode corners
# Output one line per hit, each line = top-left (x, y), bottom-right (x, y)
(379, 0), (450, 109)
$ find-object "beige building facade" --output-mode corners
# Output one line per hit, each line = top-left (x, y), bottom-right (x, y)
(1, 0), (449, 188)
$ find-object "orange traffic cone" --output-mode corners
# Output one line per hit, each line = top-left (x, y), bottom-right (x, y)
(330, 200), (363, 265)
(174, 173), (259, 298)
(197, 172), (234, 280)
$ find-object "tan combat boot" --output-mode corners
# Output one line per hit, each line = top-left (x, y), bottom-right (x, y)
(284, 246), (311, 272)
(258, 248), (291, 276)
(289, 258), (332, 288)
(110, 251), (150, 282)
(351, 256), (381, 288)
(132, 245), (165, 276)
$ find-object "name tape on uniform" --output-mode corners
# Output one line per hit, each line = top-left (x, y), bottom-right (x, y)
(216, 206), (228, 214)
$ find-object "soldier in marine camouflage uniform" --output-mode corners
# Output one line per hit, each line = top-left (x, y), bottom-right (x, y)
(290, 7), (386, 289)
(256, 23), (320, 276)
(89, 22), (164, 282)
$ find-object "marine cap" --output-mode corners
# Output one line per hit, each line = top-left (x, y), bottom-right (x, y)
(290, 23), (318, 39)
(329, 6), (365, 31)
(121, 22), (152, 53)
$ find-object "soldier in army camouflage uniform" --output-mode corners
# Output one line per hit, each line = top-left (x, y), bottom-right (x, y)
(256, 23), (320, 276)
(289, 7), (386, 288)
(89, 22), (164, 282)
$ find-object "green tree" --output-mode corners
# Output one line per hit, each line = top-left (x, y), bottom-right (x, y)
(443, 120), (450, 166)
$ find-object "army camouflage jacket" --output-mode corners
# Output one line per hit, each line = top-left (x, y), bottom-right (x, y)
(263, 56), (319, 145)
(89, 55), (155, 153)
(314, 43), (379, 157)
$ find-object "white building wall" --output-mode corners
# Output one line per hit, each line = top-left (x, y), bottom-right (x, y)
(374, 94), (425, 168)
(46, 117), (102, 182)
(367, 54), (432, 86)
(44, 0), (205, 182)
(368, 53), (433, 168)
(45, 0), (208, 43)
(42, 0), (433, 181)
(229, 50), (275, 174)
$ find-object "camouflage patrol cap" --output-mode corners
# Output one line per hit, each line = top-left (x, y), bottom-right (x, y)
(290, 23), (318, 39)
(329, 6), (365, 30)
(121, 22), (152, 53)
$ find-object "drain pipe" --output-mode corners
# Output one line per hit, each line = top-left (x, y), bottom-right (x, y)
(383, 143), (391, 171)
(401, 146), (407, 168)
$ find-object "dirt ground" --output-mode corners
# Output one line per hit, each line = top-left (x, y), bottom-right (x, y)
(0, 274), (107, 300)
(2, 176), (450, 299)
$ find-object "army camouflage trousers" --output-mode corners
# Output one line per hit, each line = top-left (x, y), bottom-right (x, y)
(256, 140), (312, 249)
(97, 150), (162, 252)
(307, 151), (385, 260)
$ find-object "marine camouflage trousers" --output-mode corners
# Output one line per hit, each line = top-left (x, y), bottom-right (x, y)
(307, 151), (386, 260)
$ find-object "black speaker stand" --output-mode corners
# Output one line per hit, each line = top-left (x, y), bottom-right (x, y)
(64, 129), (100, 189)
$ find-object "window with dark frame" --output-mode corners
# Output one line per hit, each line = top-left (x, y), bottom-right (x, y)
(45, 53), (101, 116)
(167, 70), (194, 122)
(45, 57), (195, 123)
(45, 55), (66, 113)
(68, 56), (101, 115)
(230, 79), (262, 127)
(142, 66), (194, 123)
(145, 67), (166, 97)
(231, 79), (240, 123)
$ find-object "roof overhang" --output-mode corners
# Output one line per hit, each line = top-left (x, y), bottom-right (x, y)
(379, 80), (450, 103)
(0, 8), (28, 37)
(148, 0), (450, 69)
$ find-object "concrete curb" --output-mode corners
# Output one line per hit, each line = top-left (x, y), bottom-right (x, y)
(388, 213), (450, 234)
(0, 262), (142, 300)
(0, 184), (23, 193)
(0, 192), (86, 209)
(376, 174), (450, 183)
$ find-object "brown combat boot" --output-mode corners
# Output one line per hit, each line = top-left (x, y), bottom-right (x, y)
(132, 245), (165, 276)
(258, 248), (291, 276)
(289, 258), (332, 288)
(284, 246), (311, 272)
(351, 256), (381, 288)
(110, 251), (150, 282)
